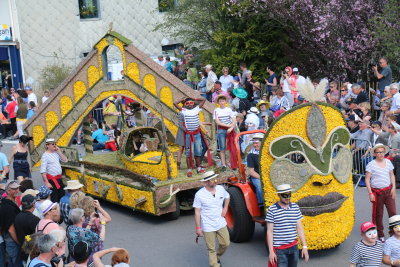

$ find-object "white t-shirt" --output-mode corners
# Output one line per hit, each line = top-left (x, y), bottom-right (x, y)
(27, 93), (38, 106)
(295, 75), (306, 86)
(42, 96), (49, 104)
(213, 107), (234, 126)
(391, 93), (400, 111)
(181, 106), (201, 132)
(245, 113), (260, 130)
(366, 159), (394, 189)
(282, 79), (290, 93)
(219, 75), (233, 92)
(193, 185), (230, 232)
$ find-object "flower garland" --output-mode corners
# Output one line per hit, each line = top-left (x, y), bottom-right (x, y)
(65, 169), (156, 214)
(60, 96), (73, 118)
(88, 65), (100, 88)
(127, 62), (140, 84)
(32, 125), (45, 147)
(113, 38), (126, 71)
(45, 111), (59, 133)
(143, 74), (157, 96)
(260, 103), (354, 250)
(160, 86), (174, 109)
(73, 80), (87, 102)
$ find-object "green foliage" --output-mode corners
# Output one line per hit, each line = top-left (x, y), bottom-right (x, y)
(370, 0), (400, 80)
(154, 0), (290, 80)
(158, 0), (175, 12)
(39, 63), (72, 91)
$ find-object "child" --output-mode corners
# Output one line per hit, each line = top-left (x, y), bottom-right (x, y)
(213, 95), (237, 170)
(350, 221), (383, 267)
(383, 215), (400, 265)
(174, 97), (211, 177)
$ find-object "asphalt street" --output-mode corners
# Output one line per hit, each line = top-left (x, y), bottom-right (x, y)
(2, 141), (398, 267)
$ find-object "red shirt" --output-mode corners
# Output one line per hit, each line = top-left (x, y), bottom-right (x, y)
(6, 101), (17, 118)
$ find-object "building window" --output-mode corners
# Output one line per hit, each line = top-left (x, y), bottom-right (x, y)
(158, 0), (177, 12)
(79, 0), (99, 19)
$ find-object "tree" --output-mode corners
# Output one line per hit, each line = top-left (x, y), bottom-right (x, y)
(228, 0), (384, 80)
(370, 0), (400, 80)
(40, 62), (72, 91)
(154, 0), (290, 79)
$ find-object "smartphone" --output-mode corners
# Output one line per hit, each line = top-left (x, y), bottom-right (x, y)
(94, 208), (99, 217)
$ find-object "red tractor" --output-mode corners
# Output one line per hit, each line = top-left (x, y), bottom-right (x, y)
(225, 129), (267, 243)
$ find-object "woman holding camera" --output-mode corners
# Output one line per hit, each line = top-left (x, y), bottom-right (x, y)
(81, 196), (112, 235)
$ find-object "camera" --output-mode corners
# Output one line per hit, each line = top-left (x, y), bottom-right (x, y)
(369, 62), (378, 68)
(50, 256), (62, 266)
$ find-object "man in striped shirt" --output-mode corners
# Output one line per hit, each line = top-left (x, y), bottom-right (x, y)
(350, 221), (383, 266)
(266, 184), (309, 267)
(40, 138), (68, 202)
(174, 96), (208, 177)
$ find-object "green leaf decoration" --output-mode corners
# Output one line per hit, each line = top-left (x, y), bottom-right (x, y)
(307, 104), (326, 148)
(114, 184), (124, 202)
(100, 183), (111, 198)
(332, 147), (352, 184)
(270, 127), (350, 174)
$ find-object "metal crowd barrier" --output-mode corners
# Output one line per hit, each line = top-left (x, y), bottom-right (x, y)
(350, 138), (373, 188)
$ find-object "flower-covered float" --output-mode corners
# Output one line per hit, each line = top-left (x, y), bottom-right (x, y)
(260, 79), (354, 249)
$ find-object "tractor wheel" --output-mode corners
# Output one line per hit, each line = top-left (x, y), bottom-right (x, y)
(162, 197), (180, 221)
(226, 186), (255, 242)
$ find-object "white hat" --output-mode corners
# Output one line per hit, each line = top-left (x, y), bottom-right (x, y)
(22, 189), (39, 198)
(251, 133), (265, 141)
(41, 199), (57, 215)
(64, 180), (84, 190)
(200, 171), (218, 182)
(45, 138), (55, 144)
(275, 184), (292, 194)
(293, 67), (299, 72)
(389, 215), (400, 227)
(391, 121), (400, 132)
(247, 107), (260, 114)
(371, 143), (389, 155)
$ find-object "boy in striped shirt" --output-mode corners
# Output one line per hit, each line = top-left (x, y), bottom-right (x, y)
(213, 95), (237, 170)
(350, 221), (383, 267)
(174, 96), (208, 177)
(266, 184), (309, 267)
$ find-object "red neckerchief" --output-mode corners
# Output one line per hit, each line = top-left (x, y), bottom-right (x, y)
(218, 126), (238, 169)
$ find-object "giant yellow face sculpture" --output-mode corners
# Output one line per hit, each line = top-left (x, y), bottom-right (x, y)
(260, 103), (354, 250)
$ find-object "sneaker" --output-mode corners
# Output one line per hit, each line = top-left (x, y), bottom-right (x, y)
(187, 170), (193, 177)
(197, 167), (205, 174)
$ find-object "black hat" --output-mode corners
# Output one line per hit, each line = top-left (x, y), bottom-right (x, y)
(346, 115), (356, 122)
(21, 195), (36, 210)
(371, 121), (382, 128)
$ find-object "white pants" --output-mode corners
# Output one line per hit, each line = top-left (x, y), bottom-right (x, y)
(16, 120), (25, 137)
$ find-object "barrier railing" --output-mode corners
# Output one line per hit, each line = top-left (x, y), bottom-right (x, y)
(350, 138), (373, 188)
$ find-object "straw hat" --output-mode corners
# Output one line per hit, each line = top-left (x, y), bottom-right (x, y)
(371, 143), (389, 155)
(22, 189), (39, 198)
(247, 107), (260, 114)
(389, 215), (400, 227)
(275, 184), (292, 194)
(200, 171), (218, 182)
(64, 180), (84, 190)
(214, 94), (228, 104)
(256, 100), (270, 110)
(251, 133), (265, 142)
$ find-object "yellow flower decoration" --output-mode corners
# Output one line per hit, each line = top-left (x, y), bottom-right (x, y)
(87, 65), (101, 88)
(25, 235), (31, 242)
(127, 62), (140, 84)
(113, 38), (126, 70)
(60, 96), (73, 118)
(57, 90), (178, 146)
(45, 111), (58, 133)
(260, 103), (354, 250)
(143, 74), (157, 96)
(159, 86), (173, 109)
(73, 81), (87, 102)
(95, 38), (108, 74)
(32, 125), (45, 148)
(65, 169), (156, 214)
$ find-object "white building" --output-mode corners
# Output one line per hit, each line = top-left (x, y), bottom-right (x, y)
(0, 0), (180, 89)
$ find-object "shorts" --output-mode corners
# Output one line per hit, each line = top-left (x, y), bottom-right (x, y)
(217, 129), (227, 151)
(185, 133), (202, 157)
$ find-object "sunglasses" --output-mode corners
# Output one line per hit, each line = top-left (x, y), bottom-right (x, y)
(375, 151), (385, 154)
(279, 192), (291, 199)
(340, 90), (348, 92)
(185, 101), (194, 106)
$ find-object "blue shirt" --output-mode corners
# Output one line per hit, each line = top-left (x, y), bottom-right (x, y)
(59, 192), (71, 224)
(165, 61), (173, 73)
(27, 109), (35, 120)
(267, 73), (278, 92)
(0, 152), (9, 171)
(92, 129), (109, 143)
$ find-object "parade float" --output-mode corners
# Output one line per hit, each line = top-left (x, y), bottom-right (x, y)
(226, 79), (354, 250)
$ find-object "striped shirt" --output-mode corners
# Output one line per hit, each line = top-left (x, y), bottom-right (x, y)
(366, 159), (394, 189)
(350, 240), (383, 266)
(213, 107), (233, 126)
(384, 236), (400, 262)
(266, 202), (303, 247)
(40, 151), (64, 176)
(182, 106), (201, 132)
